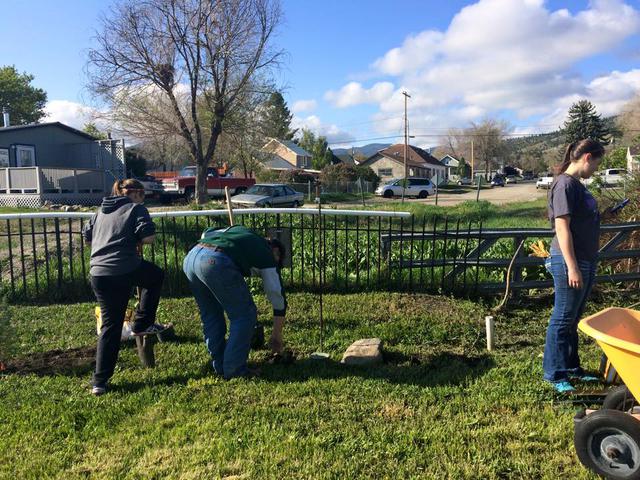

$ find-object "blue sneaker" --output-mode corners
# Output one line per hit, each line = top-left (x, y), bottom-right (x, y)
(571, 374), (600, 383)
(552, 380), (576, 393)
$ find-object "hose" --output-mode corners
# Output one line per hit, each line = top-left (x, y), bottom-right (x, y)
(493, 239), (526, 313)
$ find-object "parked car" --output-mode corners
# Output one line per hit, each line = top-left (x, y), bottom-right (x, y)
(375, 178), (435, 199)
(536, 173), (554, 189)
(456, 177), (473, 186)
(134, 175), (163, 197)
(491, 175), (505, 187)
(505, 175), (521, 184)
(231, 184), (304, 208)
(583, 168), (628, 187)
(522, 171), (535, 181)
(155, 166), (255, 201)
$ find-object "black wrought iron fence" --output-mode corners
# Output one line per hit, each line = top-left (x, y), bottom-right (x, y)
(1, 209), (639, 304)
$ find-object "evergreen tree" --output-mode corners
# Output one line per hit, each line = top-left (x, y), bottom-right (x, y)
(260, 91), (297, 140)
(297, 128), (332, 169)
(83, 122), (108, 140)
(0, 66), (47, 125)
(563, 100), (610, 144)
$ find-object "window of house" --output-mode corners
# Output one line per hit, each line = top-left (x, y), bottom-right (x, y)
(0, 148), (8, 167)
(16, 145), (36, 167)
(378, 168), (392, 176)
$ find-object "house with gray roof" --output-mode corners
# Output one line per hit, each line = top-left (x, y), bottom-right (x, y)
(0, 121), (125, 207)
(261, 138), (313, 171)
(360, 144), (446, 183)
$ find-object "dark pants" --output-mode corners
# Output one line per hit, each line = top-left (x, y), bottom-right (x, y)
(91, 260), (164, 388)
(543, 253), (597, 382)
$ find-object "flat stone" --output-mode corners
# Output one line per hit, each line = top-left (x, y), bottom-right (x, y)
(341, 338), (383, 366)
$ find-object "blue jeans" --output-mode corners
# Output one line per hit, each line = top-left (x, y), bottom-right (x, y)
(543, 252), (597, 382)
(183, 245), (257, 379)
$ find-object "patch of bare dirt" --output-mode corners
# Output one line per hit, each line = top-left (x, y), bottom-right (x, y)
(2, 346), (95, 375)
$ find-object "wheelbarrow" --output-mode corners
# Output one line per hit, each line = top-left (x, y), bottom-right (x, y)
(574, 308), (640, 479)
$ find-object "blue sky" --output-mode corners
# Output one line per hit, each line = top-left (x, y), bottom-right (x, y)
(2, 0), (640, 148)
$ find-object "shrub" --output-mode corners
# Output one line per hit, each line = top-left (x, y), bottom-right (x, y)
(320, 164), (380, 188)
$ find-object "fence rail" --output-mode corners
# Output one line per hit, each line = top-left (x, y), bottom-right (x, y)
(1, 209), (638, 303)
(0, 167), (106, 195)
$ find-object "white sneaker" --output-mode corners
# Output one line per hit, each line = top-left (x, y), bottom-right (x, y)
(132, 323), (169, 336)
(91, 386), (106, 396)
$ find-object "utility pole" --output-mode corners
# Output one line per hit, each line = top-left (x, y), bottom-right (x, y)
(401, 91), (411, 203)
(470, 139), (475, 182)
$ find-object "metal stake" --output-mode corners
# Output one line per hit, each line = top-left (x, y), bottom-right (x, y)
(311, 184), (330, 360)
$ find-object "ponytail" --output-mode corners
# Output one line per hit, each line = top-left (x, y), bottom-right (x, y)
(555, 138), (605, 176)
(556, 142), (576, 175)
(111, 179), (145, 196)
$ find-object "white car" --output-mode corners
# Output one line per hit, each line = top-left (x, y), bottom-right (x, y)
(505, 175), (521, 184)
(536, 173), (554, 189)
(375, 178), (435, 199)
(584, 168), (628, 187)
(134, 175), (163, 196)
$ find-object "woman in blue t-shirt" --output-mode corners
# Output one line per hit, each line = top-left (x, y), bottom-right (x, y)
(544, 139), (605, 393)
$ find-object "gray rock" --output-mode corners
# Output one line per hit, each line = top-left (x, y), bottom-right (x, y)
(341, 338), (383, 366)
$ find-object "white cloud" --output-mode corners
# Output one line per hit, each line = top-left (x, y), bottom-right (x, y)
(44, 100), (98, 130)
(539, 69), (640, 129)
(292, 99), (317, 113)
(330, 0), (640, 138)
(372, 30), (444, 75)
(292, 114), (355, 145)
(325, 81), (395, 108)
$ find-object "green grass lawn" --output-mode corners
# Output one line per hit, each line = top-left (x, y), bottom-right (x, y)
(0, 290), (620, 479)
(364, 199), (549, 228)
(0, 206), (38, 214)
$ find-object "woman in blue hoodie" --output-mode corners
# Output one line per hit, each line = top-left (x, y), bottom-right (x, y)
(83, 179), (165, 395)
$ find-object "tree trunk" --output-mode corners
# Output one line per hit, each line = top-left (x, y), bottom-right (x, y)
(195, 158), (208, 204)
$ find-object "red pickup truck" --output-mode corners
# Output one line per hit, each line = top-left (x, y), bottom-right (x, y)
(152, 166), (255, 201)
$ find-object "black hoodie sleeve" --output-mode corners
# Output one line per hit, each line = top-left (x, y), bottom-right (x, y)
(133, 205), (156, 240)
(83, 213), (97, 243)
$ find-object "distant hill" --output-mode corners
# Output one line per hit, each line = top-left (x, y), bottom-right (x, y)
(503, 116), (620, 172)
(333, 143), (391, 161)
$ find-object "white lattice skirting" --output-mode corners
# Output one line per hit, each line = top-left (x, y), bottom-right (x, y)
(0, 193), (104, 208)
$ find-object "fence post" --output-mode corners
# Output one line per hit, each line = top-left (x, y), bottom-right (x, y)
(54, 218), (63, 289)
(36, 167), (42, 194)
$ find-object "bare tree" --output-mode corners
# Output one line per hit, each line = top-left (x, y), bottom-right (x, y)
(137, 135), (191, 172)
(467, 119), (510, 179)
(88, 0), (283, 203)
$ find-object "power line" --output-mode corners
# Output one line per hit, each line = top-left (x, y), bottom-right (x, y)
(327, 131), (560, 145)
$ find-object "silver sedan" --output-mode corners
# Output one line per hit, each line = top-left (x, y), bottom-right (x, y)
(231, 184), (305, 208)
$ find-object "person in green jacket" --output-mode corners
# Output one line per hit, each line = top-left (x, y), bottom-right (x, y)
(183, 226), (287, 379)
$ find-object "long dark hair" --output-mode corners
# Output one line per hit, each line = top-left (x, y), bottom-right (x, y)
(556, 139), (605, 175)
(111, 178), (145, 196)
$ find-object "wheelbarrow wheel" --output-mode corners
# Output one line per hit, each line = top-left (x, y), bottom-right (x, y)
(574, 409), (640, 479)
(603, 385), (637, 412)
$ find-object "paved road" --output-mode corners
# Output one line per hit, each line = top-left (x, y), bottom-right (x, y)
(328, 182), (547, 208)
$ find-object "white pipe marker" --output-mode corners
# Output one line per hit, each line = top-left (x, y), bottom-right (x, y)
(485, 316), (495, 351)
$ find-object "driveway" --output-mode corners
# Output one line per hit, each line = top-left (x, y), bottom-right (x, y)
(328, 182), (547, 208)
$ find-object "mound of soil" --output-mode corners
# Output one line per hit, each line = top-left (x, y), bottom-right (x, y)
(2, 346), (96, 376)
